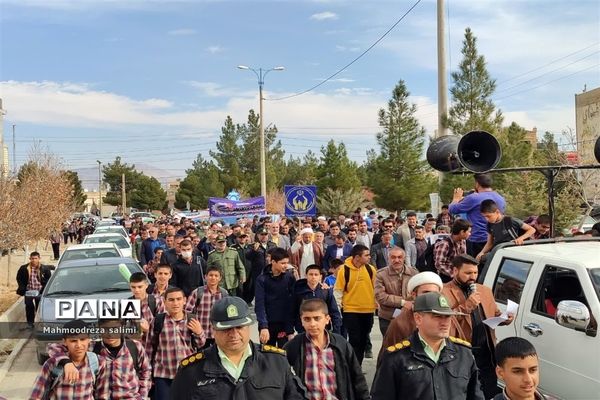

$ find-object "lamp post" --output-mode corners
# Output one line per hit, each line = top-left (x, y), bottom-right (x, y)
(96, 160), (102, 217)
(237, 65), (285, 200)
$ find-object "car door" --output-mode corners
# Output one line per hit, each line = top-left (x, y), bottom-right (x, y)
(518, 260), (600, 399)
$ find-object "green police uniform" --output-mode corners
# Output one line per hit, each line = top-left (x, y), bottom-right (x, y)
(207, 248), (246, 293)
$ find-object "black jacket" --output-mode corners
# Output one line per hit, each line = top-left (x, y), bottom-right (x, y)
(284, 333), (370, 400)
(291, 279), (342, 334)
(371, 331), (484, 400)
(172, 256), (206, 297)
(160, 248), (179, 267)
(254, 266), (296, 333)
(16, 264), (52, 296)
(245, 241), (276, 278)
(170, 341), (308, 400)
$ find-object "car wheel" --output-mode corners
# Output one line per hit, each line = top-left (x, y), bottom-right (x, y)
(36, 347), (48, 365)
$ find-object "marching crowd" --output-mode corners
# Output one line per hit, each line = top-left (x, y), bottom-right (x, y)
(23, 173), (594, 399)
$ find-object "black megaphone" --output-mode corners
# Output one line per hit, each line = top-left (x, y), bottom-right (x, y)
(426, 130), (502, 173)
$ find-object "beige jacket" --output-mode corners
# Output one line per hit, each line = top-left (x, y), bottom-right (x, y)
(374, 265), (418, 320)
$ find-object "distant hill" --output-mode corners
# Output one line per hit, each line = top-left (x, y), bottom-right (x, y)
(74, 163), (181, 191)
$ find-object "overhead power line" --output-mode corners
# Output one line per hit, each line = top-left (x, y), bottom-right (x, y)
(266, 0), (423, 101)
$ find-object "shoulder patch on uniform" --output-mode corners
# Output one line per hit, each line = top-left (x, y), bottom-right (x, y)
(180, 351), (205, 367)
(260, 344), (286, 355)
(448, 336), (471, 347)
(386, 340), (411, 353)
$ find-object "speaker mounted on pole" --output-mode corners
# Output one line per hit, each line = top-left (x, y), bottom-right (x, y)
(426, 130), (502, 173)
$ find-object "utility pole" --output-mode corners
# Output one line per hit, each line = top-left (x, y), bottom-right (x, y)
(258, 77), (266, 200)
(12, 124), (16, 175)
(97, 160), (103, 217)
(437, 0), (449, 139)
(121, 173), (126, 214)
(237, 65), (284, 202)
(436, 0), (449, 188)
(0, 99), (5, 177)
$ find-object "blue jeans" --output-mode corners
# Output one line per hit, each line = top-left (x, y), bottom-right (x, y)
(153, 377), (172, 400)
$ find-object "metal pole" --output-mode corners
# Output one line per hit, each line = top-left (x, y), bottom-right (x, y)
(122, 173), (126, 214)
(436, 0), (449, 139)
(259, 69), (267, 200)
(97, 161), (103, 217)
(12, 124), (16, 175)
(436, 0), (449, 189)
(0, 100), (4, 177)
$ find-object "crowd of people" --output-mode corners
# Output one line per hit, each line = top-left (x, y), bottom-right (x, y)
(25, 173), (588, 399)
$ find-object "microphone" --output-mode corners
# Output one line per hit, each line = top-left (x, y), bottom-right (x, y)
(468, 283), (477, 297)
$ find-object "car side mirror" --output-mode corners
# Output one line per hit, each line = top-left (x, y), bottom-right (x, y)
(555, 300), (593, 334)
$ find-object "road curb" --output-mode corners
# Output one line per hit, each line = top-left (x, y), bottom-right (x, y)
(0, 337), (29, 387)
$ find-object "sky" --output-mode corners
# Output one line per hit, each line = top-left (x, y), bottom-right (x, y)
(0, 0), (599, 189)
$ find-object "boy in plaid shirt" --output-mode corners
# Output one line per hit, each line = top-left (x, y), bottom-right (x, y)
(129, 271), (164, 347)
(147, 287), (206, 400)
(185, 265), (229, 349)
(284, 298), (370, 400)
(47, 319), (152, 400)
(147, 264), (174, 297)
(30, 320), (108, 400)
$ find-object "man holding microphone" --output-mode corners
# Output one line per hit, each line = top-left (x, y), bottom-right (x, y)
(442, 254), (514, 399)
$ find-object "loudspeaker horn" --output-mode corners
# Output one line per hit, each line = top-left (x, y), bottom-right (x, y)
(595, 135), (600, 164)
(426, 130), (502, 173)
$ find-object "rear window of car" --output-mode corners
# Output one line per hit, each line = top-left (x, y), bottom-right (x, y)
(493, 257), (534, 304)
(46, 263), (140, 294)
(61, 248), (120, 262)
(85, 236), (129, 249)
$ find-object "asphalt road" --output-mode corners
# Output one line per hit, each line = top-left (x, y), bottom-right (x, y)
(0, 319), (383, 399)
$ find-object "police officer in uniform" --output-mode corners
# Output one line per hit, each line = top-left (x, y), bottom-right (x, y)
(169, 296), (307, 400)
(371, 292), (484, 400)
(207, 235), (246, 296)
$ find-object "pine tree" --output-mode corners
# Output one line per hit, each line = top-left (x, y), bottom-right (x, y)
(63, 170), (87, 211)
(315, 140), (361, 192)
(209, 116), (245, 192)
(446, 27), (503, 135)
(102, 157), (139, 206)
(283, 151), (319, 185)
(175, 155), (224, 210)
(367, 80), (436, 211)
(440, 27), (504, 202)
(240, 110), (286, 195)
(129, 174), (167, 211)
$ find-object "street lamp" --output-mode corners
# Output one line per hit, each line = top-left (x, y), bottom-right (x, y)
(96, 160), (102, 217)
(237, 65), (285, 200)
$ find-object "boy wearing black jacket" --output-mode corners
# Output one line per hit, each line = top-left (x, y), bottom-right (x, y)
(284, 298), (369, 400)
(292, 264), (342, 334)
(255, 247), (296, 347)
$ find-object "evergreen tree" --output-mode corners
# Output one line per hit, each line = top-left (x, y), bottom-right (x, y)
(446, 27), (503, 135)
(129, 174), (167, 210)
(63, 170), (87, 211)
(209, 116), (245, 192)
(175, 155), (224, 209)
(240, 110), (286, 195)
(315, 140), (361, 192)
(282, 151), (319, 186)
(440, 27), (504, 202)
(367, 80), (436, 211)
(102, 157), (138, 206)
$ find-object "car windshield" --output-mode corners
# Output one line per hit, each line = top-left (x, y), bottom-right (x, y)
(61, 248), (120, 262)
(46, 263), (140, 295)
(85, 236), (129, 249)
(589, 268), (600, 301)
(96, 227), (122, 233)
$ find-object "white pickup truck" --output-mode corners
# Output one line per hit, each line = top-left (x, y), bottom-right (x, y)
(481, 238), (600, 400)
